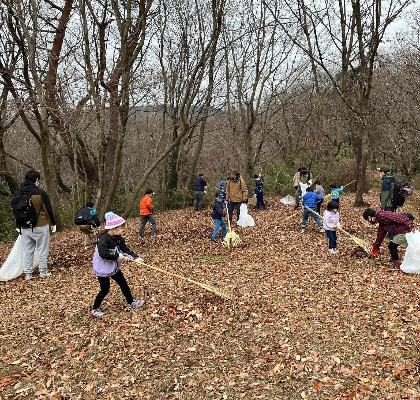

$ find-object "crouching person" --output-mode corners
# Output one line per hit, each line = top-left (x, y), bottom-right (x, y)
(363, 208), (414, 270)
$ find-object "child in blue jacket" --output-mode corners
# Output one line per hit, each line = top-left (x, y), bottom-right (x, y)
(211, 193), (227, 241)
(301, 187), (324, 232)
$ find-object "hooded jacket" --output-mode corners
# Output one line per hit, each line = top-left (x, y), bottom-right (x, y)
(302, 191), (324, 209)
(211, 199), (225, 220)
(17, 181), (56, 227)
(227, 175), (248, 203)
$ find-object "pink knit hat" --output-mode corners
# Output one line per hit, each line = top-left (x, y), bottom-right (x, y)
(104, 212), (126, 230)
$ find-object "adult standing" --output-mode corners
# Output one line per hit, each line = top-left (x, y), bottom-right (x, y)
(14, 170), (56, 280)
(193, 173), (207, 211)
(363, 208), (414, 269)
(226, 171), (248, 223)
(377, 166), (396, 211)
(138, 189), (157, 237)
(294, 166), (311, 209)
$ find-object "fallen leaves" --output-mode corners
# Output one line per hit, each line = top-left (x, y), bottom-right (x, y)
(0, 192), (419, 398)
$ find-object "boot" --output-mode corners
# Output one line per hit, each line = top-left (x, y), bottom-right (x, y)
(391, 260), (401, 270)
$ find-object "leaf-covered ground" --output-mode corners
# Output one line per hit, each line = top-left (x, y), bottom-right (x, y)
(0, 193), (419, 399)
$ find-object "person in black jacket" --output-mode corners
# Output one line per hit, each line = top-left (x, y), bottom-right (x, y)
(14, 170), (56, 280)
(193, 173), (207, 211)
(211, 193), (227, 242)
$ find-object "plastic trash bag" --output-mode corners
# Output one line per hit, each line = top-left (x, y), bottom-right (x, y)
(0, 236), (40, 281)
(401, 230), (420, 274)
(237, 203), (255, 227)
(280, 195), (295, 205)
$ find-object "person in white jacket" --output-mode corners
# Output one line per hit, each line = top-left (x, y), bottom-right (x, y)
(323, 201), (341, 255)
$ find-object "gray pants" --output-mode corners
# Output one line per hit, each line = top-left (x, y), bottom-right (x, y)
(21, 225), (50, 275)
(193, 191), (204, 210)
(138, 215), (157, 237)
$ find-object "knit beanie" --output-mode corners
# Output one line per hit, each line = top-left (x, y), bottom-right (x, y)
(104, 212), (125, 230)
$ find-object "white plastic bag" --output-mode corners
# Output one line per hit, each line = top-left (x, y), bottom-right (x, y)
(237, 203), (255, 227)
(280, 195), (295, 205)
(401, 230), (420, 274)
(0, 236), (40, 281)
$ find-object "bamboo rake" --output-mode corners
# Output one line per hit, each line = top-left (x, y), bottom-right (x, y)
(223, 204), (241, 247)
(132, 259), (232, 300)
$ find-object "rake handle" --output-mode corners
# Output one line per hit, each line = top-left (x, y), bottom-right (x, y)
(225, 203), (232, 233)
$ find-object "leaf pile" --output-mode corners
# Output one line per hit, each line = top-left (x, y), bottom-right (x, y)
(0, 193), (419, 399)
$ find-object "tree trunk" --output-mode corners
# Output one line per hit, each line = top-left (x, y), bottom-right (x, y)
(0, 128), (18, 193)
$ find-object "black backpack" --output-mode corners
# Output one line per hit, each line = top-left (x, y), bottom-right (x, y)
(74, 207), (93, 226)
(391, 181), (413, 208)
(10, 190), (39, 229)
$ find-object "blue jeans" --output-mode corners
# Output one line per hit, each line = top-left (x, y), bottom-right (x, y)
(301, 208), (322, 228)
(325, 230), (337, 249)
(211, 219), (227, 241)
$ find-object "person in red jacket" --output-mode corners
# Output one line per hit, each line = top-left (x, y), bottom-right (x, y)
(363, 208), (414, 269)
(138, 188), (157, 237)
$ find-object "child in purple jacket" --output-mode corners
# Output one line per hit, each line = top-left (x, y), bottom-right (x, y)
(323, 201), (341, 255)
(90, 212), (144, 318)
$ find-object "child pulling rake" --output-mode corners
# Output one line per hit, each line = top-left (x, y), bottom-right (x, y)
(304, 206), (371, 254)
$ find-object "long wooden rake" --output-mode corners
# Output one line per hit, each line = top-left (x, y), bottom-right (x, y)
(132, 259), (232, 300)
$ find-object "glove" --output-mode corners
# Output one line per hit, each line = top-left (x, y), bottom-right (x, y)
(118, 253), (127, 262)
(51, 225), (57, 233)
(135, 257), (144, 263)
(370, 247), (379, 257)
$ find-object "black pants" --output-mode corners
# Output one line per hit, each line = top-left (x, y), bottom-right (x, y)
(388, 241), (399, 261)
(256, 192), (265, 209)
(228, 202), (241, 223)
(93, 270), (133, 309)
(193, 191), (205, 210)
(316, 201), (322, 214)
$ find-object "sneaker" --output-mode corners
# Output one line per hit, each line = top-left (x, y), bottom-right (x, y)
(25, 274), (32, 281)
(328, 249), (335, 255)
(90, 308), (104, 318)
(40, 272), (52, 278)
(128, 299), (145, 308)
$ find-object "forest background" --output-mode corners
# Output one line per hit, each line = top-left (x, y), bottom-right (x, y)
(0, 0), (419, 240)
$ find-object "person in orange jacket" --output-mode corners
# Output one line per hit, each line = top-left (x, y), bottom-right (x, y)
(138, 188), (157, 237)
